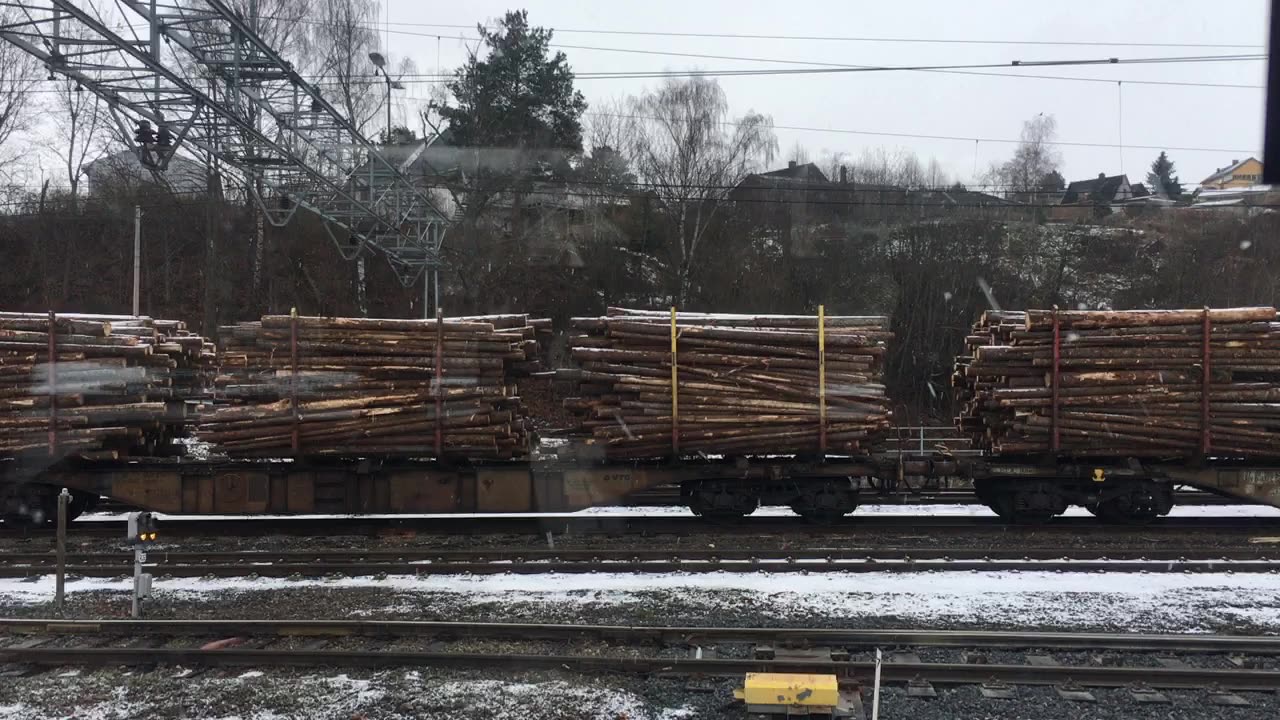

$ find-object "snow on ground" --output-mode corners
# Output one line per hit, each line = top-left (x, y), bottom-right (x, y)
(74, 503), (1280, 522)
(4, 569), (1280, 633)
(0, 671), (698, 720)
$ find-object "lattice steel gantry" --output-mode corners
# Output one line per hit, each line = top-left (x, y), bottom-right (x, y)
(0, 0), (447, 288)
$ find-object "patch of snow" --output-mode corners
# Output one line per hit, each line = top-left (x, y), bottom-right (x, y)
(238, 670), (264, 679)
(4, 568), (1280, 633)
(408, 679), (680, 720)
(0, 687), (147, 720)
(74, 503), (1280, 523)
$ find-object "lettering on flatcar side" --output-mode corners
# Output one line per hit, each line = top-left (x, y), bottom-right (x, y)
(1239, 469), (1280, 486)
(603, 473), (633, 484)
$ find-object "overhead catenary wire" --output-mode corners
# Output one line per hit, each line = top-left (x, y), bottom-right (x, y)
(349, 19), (1264, 50)
(585, 111), (1259, 154)
(208, 15), (1269, 89)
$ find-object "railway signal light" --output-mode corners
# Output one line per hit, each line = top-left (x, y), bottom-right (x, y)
(127, 511), (158, 546)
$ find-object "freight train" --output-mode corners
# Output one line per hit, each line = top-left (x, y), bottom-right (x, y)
(4, 442), (1278, 526)
(3, 307), (1280, 526)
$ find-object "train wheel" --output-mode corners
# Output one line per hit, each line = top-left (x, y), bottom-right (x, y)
(686, 482), (758, 520)
(977, 480), (1063, 525)
(790, 479), (858, 524)
(1087, 486), (1168, 525)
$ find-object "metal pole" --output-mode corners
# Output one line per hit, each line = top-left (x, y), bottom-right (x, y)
(423, 270), (430, 319)
(132, 205), (141, 316)
(131, 547), (143, 619)
(385, 75), (392, 139)
(871, 647), (883, 720)
(55, 489), (69, 614)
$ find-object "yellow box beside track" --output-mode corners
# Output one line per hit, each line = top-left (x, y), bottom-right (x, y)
(739, 673), (839, 707)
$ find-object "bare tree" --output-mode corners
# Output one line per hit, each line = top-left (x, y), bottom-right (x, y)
(989, 113), (1061, 198)
(850, 147), (928, 188)
(585, 100), (636, 156)
(308, 0), (414, 316)
(0, 9), (42, 181)
(309, 0), (385, 135)
(924, 157), (949, 189)
(786, 142), (810, 166)
(819, 150), (850, 183)
(46, 80), (108, 206)
(625, 77), (776, 302)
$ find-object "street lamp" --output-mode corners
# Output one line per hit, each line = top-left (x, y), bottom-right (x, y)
(368, 52), (402, 142)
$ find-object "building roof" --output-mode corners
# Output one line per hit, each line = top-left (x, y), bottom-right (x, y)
(1062, 173), (1128, 204)
(1201, 157), (1259, 185)
(912, 188), (1020, 207)
(756, 161), (830, 183)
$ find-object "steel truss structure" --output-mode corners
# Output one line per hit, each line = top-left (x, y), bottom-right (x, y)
(0, 0), (446, 288)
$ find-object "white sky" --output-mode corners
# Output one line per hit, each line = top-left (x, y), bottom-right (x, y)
(377, 0), (1270, 186)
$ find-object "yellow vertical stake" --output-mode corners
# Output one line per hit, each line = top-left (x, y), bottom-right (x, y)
(818, 304), (827, 454)
(670, 306), (680, 454)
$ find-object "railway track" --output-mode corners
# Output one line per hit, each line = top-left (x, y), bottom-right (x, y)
(89, 489), (1243, 514)
(3, 619), (1279, 694)
(5, 546), (1280, 577)
(3, 512), (1278, 538)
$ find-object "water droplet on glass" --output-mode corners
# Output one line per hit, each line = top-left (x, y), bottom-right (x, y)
(976, 277), (1000, 311)
(1076, 302), (1088, 311)
(943, 291), (953, 301)
(1240, 240), (1253, 250)
(1066, 332), (1080, 342)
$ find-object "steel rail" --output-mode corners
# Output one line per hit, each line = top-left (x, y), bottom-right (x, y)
(6, 619), (1280, 654)
(4, 547), (1275, 563)
(3, 646), (1280, 690)
(6, 560), (1280, 578)
(4, 515), (1278, 539)
(3, 547), (1280, 578)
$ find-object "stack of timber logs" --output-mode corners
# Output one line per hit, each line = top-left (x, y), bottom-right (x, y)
(556, 307), (892, 459)
(199, 314), (545, 458)
(954, 306), (1280, 457)
(0, 311), (215, 460)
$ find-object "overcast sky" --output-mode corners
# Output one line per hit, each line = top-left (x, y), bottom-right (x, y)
(377, 0), (1269, 187)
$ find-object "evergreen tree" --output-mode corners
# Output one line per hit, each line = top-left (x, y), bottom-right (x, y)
(440, 10), (587, 174)
(1037, 170), (1065, 193)
(574, 145), (636, 192)
(1146, 151), (1183, 199)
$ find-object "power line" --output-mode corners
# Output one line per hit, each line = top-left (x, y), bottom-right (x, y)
(587, 111), (1259, 154)
(327, 21), (1269, 84)
(313, 19), (1267, 50)
(6, 52), (1263, 96)
(254, 16), (1265, 89)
